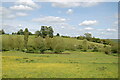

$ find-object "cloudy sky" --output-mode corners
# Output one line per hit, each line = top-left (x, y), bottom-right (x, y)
(1, 0), (118, 39)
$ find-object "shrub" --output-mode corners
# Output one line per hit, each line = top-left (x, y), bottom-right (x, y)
(111, 43), (118, 53)
(64, 38), (78, 51)
(26, 45), (35, 53)
(14, 36), (24, 51)
(51, 37), (65, 53)
(103, 45), (111, 54)
(45, 37), (52, 50)
(34, 37), (46, 54)
(92, 45), (99, 52)
(82, 39), (88, 52)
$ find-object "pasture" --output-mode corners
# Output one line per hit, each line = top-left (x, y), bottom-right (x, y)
(2, 51), (118, 78)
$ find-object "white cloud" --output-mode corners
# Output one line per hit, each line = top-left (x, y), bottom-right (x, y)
(10, 5), (33, 10)
(106, 28), (117, 32)
(52, 2), (99, 8)
(61, 26), (65, 29)
(81, 2), (98, 7)
(6, 14), (16, 19)
(52, 2), (80, 8)
(32, 16), (67, 24)
(97, 29), (104, 31)
(16, 12), (28, 16)
(84, 27), (94, 30)
(1, 7), (16, 19)
(66, 9), (73, 14)
(1, 7), (11, 16)
(79, 20), (98, 26)
(18, 24), (22, 27)
(16, 0), (39, 8)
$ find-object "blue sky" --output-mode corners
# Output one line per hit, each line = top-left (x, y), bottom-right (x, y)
(1, 0), (118, 39)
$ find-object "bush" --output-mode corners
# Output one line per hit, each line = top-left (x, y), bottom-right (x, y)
(64, 38), (79, 51)
(26, 45), (35, 53)
(45, 37), (53, 50)
(111, 43), (118, 53)
(103, 45), (111, 54)
(92, 46), (99, 52)
(34, 37), (46, 54)
(82, 39), (88, 52)
(51, 37), (65, 53)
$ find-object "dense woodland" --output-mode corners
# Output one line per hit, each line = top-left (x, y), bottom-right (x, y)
(0, 26), (119, 54)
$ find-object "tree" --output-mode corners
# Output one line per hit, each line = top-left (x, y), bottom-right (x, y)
(29, 32), (33, 35)
(15, 36), (24, 50)
(82, 39), (88, 51)
(12, 32), (17, 35)
(34, 37), (46, 54)
(77, 36), (85, 40)
(56, 33), (60, 36)
(35, 31), (41, 38)
(24, 28), (29, 49)
(0, 29), (5, 35)
(40, 26), (54, 38)
(51, 37), (65, 53)
(48, 26), (53, 38)
(17, 29), (24, 35)
(103, 45), (111, 54)
(84, 33), (92, 41)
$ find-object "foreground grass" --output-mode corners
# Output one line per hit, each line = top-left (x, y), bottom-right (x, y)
(2, 51), (118, 78)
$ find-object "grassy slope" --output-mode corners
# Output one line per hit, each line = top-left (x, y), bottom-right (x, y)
(2, 35), (106, 49)
(2, 51), (118, 78)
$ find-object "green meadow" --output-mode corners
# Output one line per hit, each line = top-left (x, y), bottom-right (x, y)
(2, 51), (118, 78)
(1, 33), (119, 78)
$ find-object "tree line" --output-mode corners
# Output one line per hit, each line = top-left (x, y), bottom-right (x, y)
(1, 26), (118, 54)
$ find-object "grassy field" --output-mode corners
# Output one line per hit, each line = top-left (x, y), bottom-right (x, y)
(2, 51), (118, 78)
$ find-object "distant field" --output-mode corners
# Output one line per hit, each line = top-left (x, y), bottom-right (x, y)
(110, 39), (120, 43)
(2, 51), (118, 78)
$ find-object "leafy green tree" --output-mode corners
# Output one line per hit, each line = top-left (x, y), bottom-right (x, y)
(24, 28), (29, 49)
(29, 32), (33, 35)
(17, 29), (24, 35)
(82, 39), (88, 51)
(40, 26), (54, 38)
(84, 33), (92, 41)
(34, 37), (46, 54)
(103, 45), (111, 54)
(40, 26), (48, 38)
(45, 37), (52, 50)
(12, 32), (17, 35)
(0, 29), (5, 35)
(15, 36), (24, 50)
(77, 36), (85, 40)
(56, 33), (60, 36)
(48, 26), (53, 38)
(35, 31), (41, 37)
(51, 37), (65, 53)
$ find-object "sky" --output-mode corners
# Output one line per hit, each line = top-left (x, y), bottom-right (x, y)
(0, 0), (119, 39)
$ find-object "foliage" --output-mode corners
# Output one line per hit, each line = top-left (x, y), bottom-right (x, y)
(0, 29), (5, 35)
(2, 35), (117, 55)
(111, 42), (118, 53)
(35, 31), (41, 38)
(17, 29), (24, 35)
(84, 33), (92, 41)
(82, 39), (88, 51)
(45, 37), (52, 50)
(24, 28), (29, 49)
(34, 37), (46, 53)
(40, 26), (54, 38)
(56, 33), (60, 36)
(51, 37), (65, 53)
(103, 45), (111, 54)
